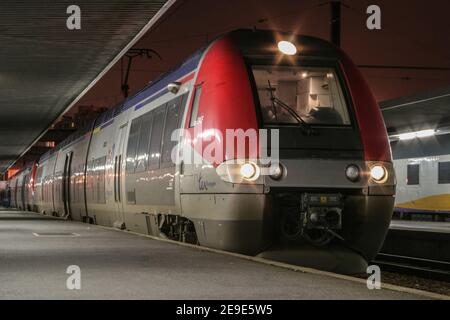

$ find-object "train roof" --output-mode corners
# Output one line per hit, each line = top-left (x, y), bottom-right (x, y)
(37, 29), (342, 164)
(39, 45), (207, 163)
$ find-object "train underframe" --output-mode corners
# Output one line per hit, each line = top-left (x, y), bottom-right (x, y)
(150, 189), (394, 274)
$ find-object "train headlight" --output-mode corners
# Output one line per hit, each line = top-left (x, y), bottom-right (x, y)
(240, 162), (260, 181)
(269, 162), (284, 180)
(345, 165), (360, 182)
(216, 160), (263, 184)
(278, 41), (297, 55)
(370, 165), (388, 183)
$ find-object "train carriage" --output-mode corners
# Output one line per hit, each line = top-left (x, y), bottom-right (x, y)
(11, 30), (396, 273)
(9, 167), (31, 210)
(392, 131), (450, 219)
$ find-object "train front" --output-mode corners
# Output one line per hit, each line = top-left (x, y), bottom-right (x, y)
(190, 30), (395, 273)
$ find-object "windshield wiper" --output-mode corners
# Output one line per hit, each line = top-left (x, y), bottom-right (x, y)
(267, 81), (317, 136)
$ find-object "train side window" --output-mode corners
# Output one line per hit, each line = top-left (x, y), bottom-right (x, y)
(189, 85), (202, 127)
(35, 166), (42, 184)
(148, 105), (166, 170)
(161, 95), (186, 167)
(97, 156), (107, 204)
(407, 164), (420, 185)
(126, 118), (142, 174)
(90, 161), (96, 202)
(135, 112), (153, 173)
(94, 158), (100, 203)
(438, 162), (450, 184)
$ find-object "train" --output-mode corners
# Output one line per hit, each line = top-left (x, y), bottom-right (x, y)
(5, 29), (396, 273)
(0, 180), (10, 207)
(392, 129), (450, 220)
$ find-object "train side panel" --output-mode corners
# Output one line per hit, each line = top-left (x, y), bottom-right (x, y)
(37, 153), (58, 215)
(9, 175), (18, 209)
(85, 110), (131, 227)
(119, 83), (192, 234)
(69, 134), (91, 221)
(392, 133), (450, 215)
(394, 154), (450, 214)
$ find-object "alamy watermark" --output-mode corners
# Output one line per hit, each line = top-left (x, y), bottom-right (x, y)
(367, 5), (382, 30)
(65, 4), (381, 32)
(66, 5), (81, 30)
(66, 265), (81, 290)
(170, 125), (280, 167)
(367, 265), (381, 290)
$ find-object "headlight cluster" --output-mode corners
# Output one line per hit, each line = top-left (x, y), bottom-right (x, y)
(370, 164), (388, 184)
(345, 165), (360, 182)
(240, 162), (284, 181)
(239, 162), (260, 181)
(216, 160), (262, 184)
(216, 160), (285, 184)
(345, 163), (389, 184)
(268, 162), (284, 180)
(218, 160), (390, 185)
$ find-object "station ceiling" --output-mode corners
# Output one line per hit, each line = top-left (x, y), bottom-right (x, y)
(380, 86), (450, 135)
(0, 0), (174, 173)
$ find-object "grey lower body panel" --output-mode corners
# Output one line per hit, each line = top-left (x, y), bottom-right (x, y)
(341, 195), (394, 261)
(191, 218), (272, 255)
(183, 193), (394, 270)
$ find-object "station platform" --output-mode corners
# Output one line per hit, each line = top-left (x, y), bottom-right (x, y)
(0, 209), (435, 300)
(391, 220), (450, 233)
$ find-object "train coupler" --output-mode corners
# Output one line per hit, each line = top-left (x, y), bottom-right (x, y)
(302, 193), (343, 231)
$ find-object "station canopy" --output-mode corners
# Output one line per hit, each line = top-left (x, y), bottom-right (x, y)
(0, 0), (174, 173)
(380, 86), (450, 135)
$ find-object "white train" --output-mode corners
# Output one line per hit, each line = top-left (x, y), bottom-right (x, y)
(392, 129), (450, 219)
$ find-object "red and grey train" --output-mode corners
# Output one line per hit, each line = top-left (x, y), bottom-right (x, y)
(8, 30), (395, 272)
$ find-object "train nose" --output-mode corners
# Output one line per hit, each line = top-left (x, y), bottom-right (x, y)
(259, 190), (395, 273)
(342, 195), (395, 261)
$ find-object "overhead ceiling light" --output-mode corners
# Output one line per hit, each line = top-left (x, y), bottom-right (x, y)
(398, 132), (416, 141)
(397, 129), (436, 141)
(278, 40), (297, 55)
(416, 129), (435, 138)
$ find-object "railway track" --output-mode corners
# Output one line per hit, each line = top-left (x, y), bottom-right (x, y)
(373, 253), (450, 282)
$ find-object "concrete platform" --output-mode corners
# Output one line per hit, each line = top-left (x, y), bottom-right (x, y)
(0, 209), (432, 300)
(391, 220), (450, 233)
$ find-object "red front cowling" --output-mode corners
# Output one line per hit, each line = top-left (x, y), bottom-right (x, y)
(186, 36), (259, 166)
(339, 52), (392, 162)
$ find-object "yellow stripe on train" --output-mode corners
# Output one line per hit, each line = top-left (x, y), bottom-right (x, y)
(396, 194), (450, 211)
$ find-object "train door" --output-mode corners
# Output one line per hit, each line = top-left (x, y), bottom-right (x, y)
(62, 152), (73, 218)
(14, 179), (18, 208)
(113, 123), (128, 228)
(21, 174), (27, 210)
(22, 173), (30, 211)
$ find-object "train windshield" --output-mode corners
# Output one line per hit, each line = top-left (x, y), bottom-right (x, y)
(252, 66), (351, 126)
